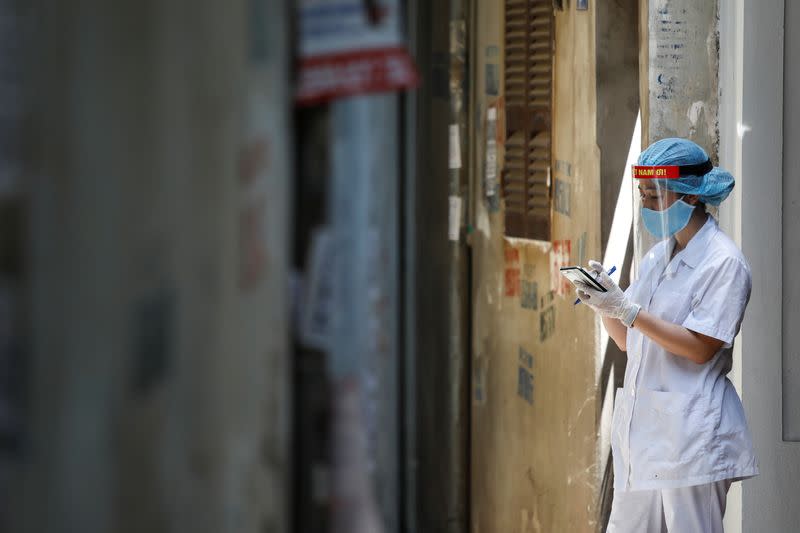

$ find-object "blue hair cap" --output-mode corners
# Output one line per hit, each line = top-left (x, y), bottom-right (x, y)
(637, 137), (735, 206)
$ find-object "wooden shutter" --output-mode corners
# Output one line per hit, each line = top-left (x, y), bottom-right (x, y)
(502, 0), (553, 241)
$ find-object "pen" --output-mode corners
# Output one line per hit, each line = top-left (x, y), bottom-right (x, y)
(573, 265), (617, 305)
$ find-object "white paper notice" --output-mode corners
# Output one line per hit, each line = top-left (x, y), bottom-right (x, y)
(485, 107), (498, 197)
(448, 195), (462, 241)
(449, 124), (462, 169)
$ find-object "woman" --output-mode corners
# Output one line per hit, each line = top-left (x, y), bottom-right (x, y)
(574, 138), (758, 532)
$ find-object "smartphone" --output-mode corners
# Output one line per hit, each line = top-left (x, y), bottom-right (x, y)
(559, 266), (607, 292)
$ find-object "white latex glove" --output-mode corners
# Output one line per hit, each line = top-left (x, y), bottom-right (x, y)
(575, 260), (641, 327)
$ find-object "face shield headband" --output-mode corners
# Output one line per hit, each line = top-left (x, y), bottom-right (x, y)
(631, 159), (713, 179)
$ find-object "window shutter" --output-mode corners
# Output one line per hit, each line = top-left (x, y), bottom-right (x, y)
(502, 0), (553, 241)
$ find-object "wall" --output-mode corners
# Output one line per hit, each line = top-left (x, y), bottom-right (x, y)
(636, 0), (721, 266)
(646, 2), (800, 531)
(469, 3), (602, 532)
(640, 0), (719, 152)
(12, 1), (291, 531)
(738, 0), (800, 531)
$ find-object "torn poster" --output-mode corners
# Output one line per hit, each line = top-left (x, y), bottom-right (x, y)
(296, 0), (419, 105)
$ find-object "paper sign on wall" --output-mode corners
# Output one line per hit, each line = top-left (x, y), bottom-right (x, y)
(448, 195), (462, 241)
(449, 124), (462, 170)
(296, 0), (419, 105)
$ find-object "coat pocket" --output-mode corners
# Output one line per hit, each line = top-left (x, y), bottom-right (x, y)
(649, 289), (693, 325)
(630, 389), (714, 481)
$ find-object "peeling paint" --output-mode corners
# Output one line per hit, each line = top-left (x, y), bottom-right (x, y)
(687, 100), (705, 126)
(503, 236), (551, 253)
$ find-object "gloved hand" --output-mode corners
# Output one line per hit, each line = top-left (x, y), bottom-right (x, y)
(574, 260), (641, 327)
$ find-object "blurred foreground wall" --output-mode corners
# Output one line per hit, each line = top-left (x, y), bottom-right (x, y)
(7, 1), (292, 531)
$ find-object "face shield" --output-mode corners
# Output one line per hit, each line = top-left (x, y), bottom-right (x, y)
(631, 160), (712, 272)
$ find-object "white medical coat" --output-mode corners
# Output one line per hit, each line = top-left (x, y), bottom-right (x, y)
(612, 216), (759, 491)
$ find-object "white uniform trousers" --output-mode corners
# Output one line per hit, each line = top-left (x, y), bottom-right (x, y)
(606, 479), (732, 533)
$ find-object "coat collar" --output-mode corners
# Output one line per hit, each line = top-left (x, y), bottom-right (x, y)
(672, 215), (718, 269)
(652, 215), (717, 284)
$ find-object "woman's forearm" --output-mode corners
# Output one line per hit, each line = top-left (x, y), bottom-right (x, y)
(631, 309), (722, 364)
(601, 315), (628, 351)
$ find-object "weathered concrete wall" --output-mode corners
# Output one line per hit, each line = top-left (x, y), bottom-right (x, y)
(470, 3), (602, 532)
(641, 0), (719, 154)
(636, 0), (720, 270)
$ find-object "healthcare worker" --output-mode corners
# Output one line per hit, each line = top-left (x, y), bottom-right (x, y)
(573, 138), (758, 533)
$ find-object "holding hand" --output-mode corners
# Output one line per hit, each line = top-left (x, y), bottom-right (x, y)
(574, 260), (641, 327)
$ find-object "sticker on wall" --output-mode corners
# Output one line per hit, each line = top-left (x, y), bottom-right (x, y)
(576, 231), (587, 269)
(520, 280), (538, 310)
(553, 178), (571, 217)
(504, 243), (521, 297)
(523, 263), (536, 278)
(486, 63), (499, 96)
(555, 159), (573, 177)
(485, 107), (499, 200)
(540, 306), (556, 343)
(505, 268), (521, 298)
(448, 195), (462, 241)
(577, 0), (588, 10)
(519, 346), (534, 369)
(540, 289), (554, 310)
(550, 240), (572, 296)
(449, 124), (462, 169)
(517, 346), (534, 405)
(301, 226), (336, 351)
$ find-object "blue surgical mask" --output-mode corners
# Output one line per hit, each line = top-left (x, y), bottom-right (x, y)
(641, 197), (695, 238)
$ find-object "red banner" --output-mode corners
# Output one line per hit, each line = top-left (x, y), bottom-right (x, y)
(296, 47), (418, 106)
(631, 165), (681, 179)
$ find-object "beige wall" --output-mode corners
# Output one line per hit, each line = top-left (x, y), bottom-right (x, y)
(470, 3), (602, 532)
